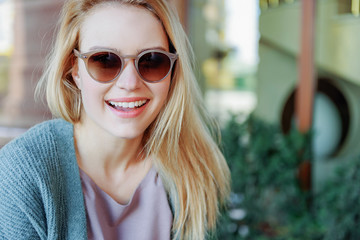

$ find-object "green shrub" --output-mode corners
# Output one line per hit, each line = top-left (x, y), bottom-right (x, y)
(216, 114), (360, 239)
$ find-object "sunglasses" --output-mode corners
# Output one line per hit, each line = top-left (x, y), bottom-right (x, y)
(74, 48), (178, 83)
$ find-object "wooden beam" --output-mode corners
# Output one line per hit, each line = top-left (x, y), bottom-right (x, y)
(169, 0), (189, 31)
(296, 0), (316, 133)
(296, 0), (316, 192)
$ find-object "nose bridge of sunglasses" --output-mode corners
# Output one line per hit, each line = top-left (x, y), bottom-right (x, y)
(115, 56), (143, 82)
(121, 55), (138, 71)
(122, 54), (137, 60)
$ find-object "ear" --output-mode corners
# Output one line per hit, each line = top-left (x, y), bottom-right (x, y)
(71, 59), (82, 90)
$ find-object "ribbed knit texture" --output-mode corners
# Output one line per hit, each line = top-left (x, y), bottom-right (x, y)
(0, 119), (87, 239)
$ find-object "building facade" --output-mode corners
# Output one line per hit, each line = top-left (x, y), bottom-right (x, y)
(255, 0), (360, 187)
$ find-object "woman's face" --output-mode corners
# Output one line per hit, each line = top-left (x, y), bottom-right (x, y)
(73, 3), (171, 139)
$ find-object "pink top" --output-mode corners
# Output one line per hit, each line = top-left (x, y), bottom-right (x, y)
(80, 167), (173, 240)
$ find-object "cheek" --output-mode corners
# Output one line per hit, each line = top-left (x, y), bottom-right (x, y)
(79, 74), (108, 106)
(154, 81), (171, 104)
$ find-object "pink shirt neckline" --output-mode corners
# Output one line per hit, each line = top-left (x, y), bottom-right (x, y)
(80, 167), (173, 240)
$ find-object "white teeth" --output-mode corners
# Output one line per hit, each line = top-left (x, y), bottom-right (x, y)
(109, 100), (147, 109)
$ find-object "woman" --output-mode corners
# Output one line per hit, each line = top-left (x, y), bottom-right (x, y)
(0, 0), (230, 239)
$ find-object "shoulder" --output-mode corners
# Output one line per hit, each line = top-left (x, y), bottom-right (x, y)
(9, 118), (72, 145)
(0, 119), (73, 175)
(1, 118), (72, 151)
(0, 119), (73, 239)
(0, 118), (74, 206)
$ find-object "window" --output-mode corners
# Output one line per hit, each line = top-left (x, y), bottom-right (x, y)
(259, 0), (297, 10)
(338, 0), (360, 16)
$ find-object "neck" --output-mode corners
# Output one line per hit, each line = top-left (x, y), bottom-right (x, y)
(74, 120), (145, 174)
(73, 118), (154, 204)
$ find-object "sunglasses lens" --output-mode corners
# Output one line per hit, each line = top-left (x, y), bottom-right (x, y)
(88, 52), (122, 82)
(138, 52), (172, 82)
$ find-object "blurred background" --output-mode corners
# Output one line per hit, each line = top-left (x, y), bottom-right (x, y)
(1, 0), (360, 239)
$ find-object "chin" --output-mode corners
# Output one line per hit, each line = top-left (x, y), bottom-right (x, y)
(110, 129), (145, 140)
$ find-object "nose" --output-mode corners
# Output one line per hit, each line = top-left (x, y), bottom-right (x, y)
(114, 60), (142, 90)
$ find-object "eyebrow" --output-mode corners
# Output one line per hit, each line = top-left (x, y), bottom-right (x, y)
(88, 46), (168, 54)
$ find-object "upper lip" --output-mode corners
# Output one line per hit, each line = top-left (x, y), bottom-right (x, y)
(106, 97), (149, 102)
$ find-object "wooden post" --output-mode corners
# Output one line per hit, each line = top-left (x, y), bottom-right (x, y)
(169, 0), (189, 31)
(295, 0), (316, 191)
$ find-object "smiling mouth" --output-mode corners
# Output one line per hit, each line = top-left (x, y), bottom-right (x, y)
(106, 100), (148, 111)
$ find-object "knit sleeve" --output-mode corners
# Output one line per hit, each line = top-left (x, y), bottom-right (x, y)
(0, 146), (45, 239)
(0, 122), (61, 240)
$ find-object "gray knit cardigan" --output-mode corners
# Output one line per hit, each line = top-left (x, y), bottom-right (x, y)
(0, 119), (87, 239)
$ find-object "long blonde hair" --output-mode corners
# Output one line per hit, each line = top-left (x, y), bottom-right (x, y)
(37, 0), (230, 239)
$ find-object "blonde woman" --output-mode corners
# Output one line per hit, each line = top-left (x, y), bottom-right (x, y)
(0, 0), (230, 239)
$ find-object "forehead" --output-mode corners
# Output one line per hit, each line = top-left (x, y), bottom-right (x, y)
(79, 3), (169, 52)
